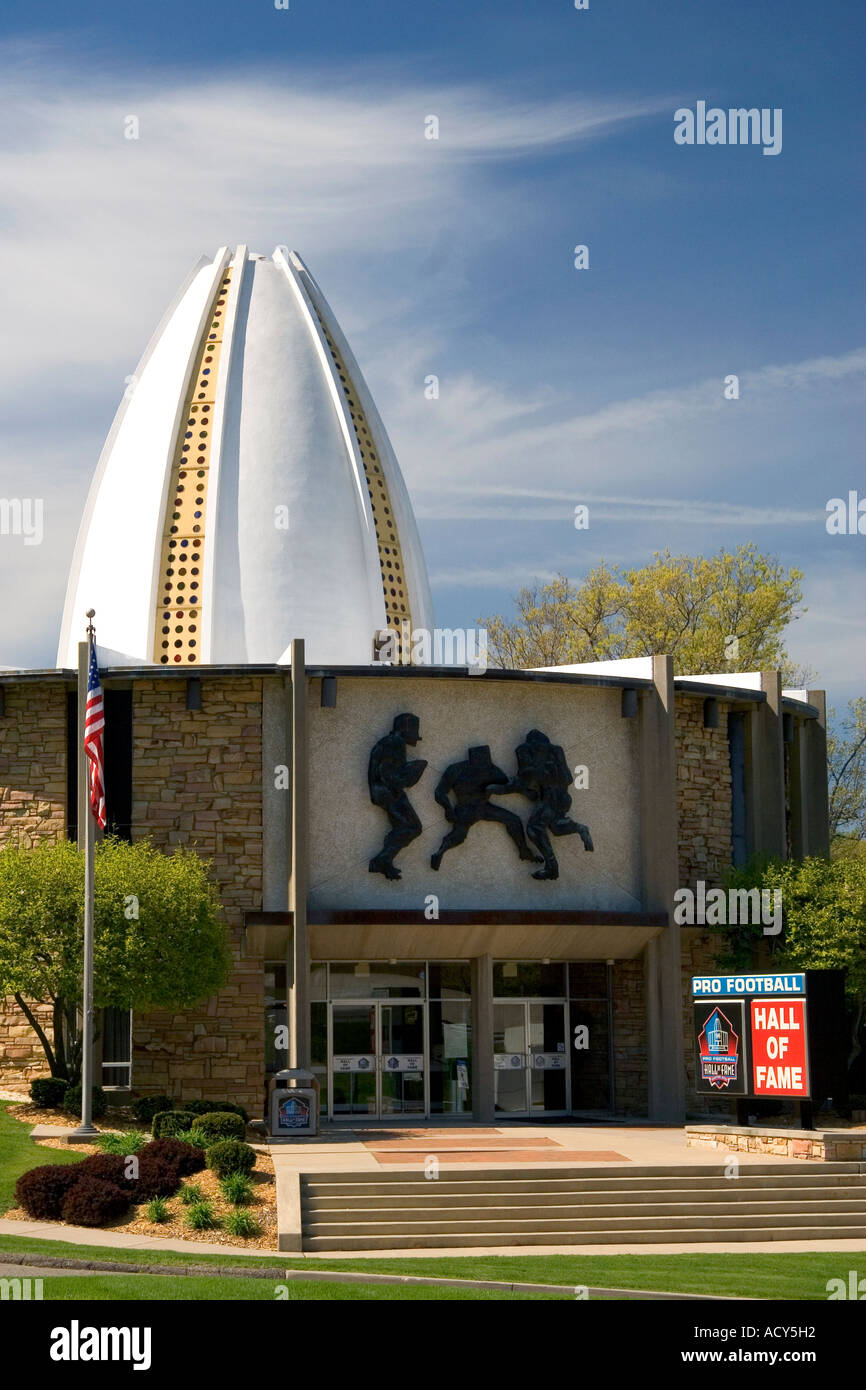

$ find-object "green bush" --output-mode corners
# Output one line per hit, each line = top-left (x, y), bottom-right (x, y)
(139, 1138), (205, 1176)
(223, 1209), (261, 1238)
(151, 1110), (196, 1139)
(61, 1176), (130, 1227)
(192, 1111), (246, 1145)
(62, 1084), (107, 1120)
(219, 1172), (254, 1206)
(179, 1182), (204, 1206)
(146, 1197), (169, 1223)
(206, 1139), (256, 1179)
(95, 1130), (145, 1156)
(184, 1199), (218, 1230)
(132, 1094), (173, 1124)
(184, 1099), (250, 1124)
(14, 1164), (85, 1220)
(29, 1078), (70, 1109)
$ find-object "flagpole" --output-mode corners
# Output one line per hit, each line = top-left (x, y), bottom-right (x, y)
(71, 610), (98, 1139)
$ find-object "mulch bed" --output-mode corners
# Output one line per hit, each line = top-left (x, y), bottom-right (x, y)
(5, 1105), (278, 1250)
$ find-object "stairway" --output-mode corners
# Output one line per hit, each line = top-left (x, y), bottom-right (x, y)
(300, 1162), (866, 1250)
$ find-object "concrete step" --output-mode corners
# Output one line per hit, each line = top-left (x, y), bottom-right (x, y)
(304, 1181), (866, 1209)
(303, 1206), (866, 1238)
(302, 1222), (866, 1251)
(298, 1162), (866, 1250)
(302, 1161), (863, 1188)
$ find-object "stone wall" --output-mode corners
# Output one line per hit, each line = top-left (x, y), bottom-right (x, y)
(686, 1126), (866, 1162)
(0, 681), (68, 1084)
(130, 678), (265, 1116)
(612, 959), (647, 1115)
(675, 697), (732, 890)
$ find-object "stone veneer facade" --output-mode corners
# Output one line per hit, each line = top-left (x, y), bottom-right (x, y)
(0, 681), (67, 1081)
(129, 679), (264, 1116)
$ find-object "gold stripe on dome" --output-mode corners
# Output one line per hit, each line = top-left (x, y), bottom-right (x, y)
(152, 268), (232, 665)
(312, 311), (413, 637)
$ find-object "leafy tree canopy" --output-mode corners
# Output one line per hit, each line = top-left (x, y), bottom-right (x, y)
(481, 543), (809, 679)
(0, 837), (231, 1078)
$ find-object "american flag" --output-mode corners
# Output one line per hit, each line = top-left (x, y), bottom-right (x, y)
(84, 637), (106, 829)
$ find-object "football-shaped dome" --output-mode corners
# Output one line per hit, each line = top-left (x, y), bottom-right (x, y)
(57, 246), (433, 668)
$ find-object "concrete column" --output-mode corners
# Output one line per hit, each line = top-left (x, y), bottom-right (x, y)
(803, 690), (831, 856)
(638, 654), (684, 1123)
(745, 672), (786, 858)
(789, 718), (808, 862)
(288, 639), (310, 1069)
(471, 954), (495, 1123)
(262, 677), (291, 911)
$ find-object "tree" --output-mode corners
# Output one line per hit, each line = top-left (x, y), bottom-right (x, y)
(481, 544), (807, 676)
(721, 855), (866, 1074)
(0, 837), (232, 1080)
(828, 698), (866, 852)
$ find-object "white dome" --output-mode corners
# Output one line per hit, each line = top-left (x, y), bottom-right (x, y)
(57, 246), (433, 668)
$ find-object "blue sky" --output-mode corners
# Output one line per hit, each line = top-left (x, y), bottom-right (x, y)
(0, 0), (864, 711)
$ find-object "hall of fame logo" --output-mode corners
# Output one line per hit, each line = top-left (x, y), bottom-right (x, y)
(698, 1006), (740, 1089)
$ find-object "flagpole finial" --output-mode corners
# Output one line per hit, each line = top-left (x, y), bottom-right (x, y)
(85, 609), (95, 639)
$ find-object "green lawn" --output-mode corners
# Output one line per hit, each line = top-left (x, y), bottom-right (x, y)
(36, 1275), (562, 1301)
(0, 1102), (82, 1213)
(0, 1233), (860, 1300)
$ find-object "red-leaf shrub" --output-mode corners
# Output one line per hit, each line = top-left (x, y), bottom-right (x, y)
(139, 1138), (205, 1176)
(79, 1153), (140, 1194)
(134, 1156), (182, 1201)
(15, 1164), (85, 1220)
(60, 1177), (130, 1227)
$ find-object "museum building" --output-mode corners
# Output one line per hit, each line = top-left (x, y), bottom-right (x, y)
(0, 247), (831, 1125)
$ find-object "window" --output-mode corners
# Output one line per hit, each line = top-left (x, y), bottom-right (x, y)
(101, 1007), (132, 1090)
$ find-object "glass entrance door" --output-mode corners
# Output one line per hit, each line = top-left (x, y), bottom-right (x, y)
(379, 1003), (425, 1115)
(494, 1001), (568, 1115)
(330, 1002), (426, 1118)
(527, 1002), (568, 1113)
(331, 1004), (377, 1116)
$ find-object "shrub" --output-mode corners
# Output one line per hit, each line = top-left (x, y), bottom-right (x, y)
(132, 1094), (173, 1124)
(206, 1139), (256, 1179)
(151, 1110), (196, 1139)
(61, 1176), (130, 1227)
(139, 1138), (205, 1176)
(79, 1153), (139, 1195)
(184, 1099), (250, 1123)
(135, 1156), (182, 1201)
(184, 1199), (218, 1230)
(95, 1130), (145, 1156)
(29, 1078), (69, 1109)
(62, 1084), (107, 1120)
(223, 1209), (261, 1238)
(146, 1197), (170, 1223)
(15, 1164), (85, 1220)
(179, 1182), (204, 1206)
(219, 1172), (254, 1206)
(192, 1111), (246, 1145)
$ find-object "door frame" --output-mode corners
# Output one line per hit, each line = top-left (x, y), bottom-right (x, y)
(493, 997), (570, 1118)
(328, 999), (429, 1120)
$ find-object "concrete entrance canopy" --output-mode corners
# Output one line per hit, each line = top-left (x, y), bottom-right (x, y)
(246, 910), (666, 962)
